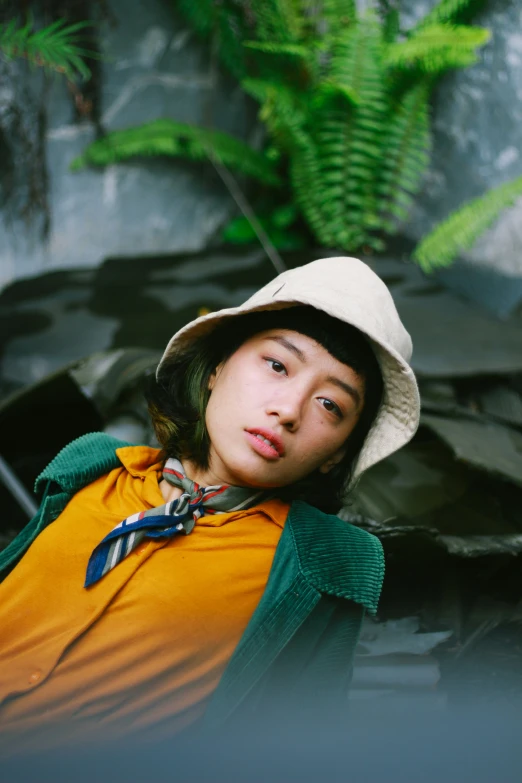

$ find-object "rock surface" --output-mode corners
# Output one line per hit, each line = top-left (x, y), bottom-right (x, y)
(1, 0), (522, 285)
(403, 0), (522, 276)
(0, 0), (258, 289)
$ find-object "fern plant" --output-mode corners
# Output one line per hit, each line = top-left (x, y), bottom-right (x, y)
(414, 175), (522, 271)
(72, 0), (490, 257)
(70, 118), (280, 185)
(0, 15), (96, 79)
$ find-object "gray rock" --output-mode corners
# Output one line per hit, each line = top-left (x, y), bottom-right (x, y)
(364, 257), (522, 378)
(356, 616), (453, 657)
(403, 0), (522, 277)
(421, 412), (522, 488)
(0, 0), (258, 290)
(0, 247), (275, 393)
(1, 299), (119, 386)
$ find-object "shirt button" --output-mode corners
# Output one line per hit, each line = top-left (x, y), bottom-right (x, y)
(28, 670), (42, 684)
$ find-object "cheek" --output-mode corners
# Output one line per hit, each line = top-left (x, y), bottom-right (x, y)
(303, 419), (352, 461)
(205, 372), (244, 435)
(211, 361), (260, 410)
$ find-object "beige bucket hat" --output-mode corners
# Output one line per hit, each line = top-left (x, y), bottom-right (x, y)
(158, 256), (420, 483)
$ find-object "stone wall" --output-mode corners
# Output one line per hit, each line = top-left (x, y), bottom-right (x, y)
(403, 0), (522, 276)
(1, 0), (522, 288)
(0, 0), (258, 289)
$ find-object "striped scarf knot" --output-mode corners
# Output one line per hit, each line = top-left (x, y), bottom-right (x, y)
(84, 458), (266, 588)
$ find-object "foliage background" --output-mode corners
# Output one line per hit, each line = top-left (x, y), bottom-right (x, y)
(1, 0), (522, 286)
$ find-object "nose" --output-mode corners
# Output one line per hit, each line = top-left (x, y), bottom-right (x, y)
(266, 382), (306, 431)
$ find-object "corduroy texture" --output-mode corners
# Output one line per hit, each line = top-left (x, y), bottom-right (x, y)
(0, 433), (384, 727)
(220, 596), (365, 726)
(2, 434), (383, 612)
(0, 448), (288, 744)
(287, 500), (384, 615)
(0, 433), (130, 578)
(157, 256), (420, 485)
(35, 432), (130, 494)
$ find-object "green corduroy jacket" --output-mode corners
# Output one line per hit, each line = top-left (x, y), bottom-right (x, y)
(0, 433), (384, 727)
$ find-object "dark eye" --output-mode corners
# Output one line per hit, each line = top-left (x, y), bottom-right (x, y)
(266, 358), (287, 375)
(319, 398), (342, 417)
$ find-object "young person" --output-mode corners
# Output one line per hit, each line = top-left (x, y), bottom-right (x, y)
(0, 256), (419, 751)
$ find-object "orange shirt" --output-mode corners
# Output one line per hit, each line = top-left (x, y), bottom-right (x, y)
(0, 446), (289, 751)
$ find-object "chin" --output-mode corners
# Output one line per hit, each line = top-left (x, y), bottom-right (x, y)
(233, 472), (274, 489)
(228, 459), (283, 489)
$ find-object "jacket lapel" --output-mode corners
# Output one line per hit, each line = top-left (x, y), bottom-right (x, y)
(205, 499), (384, 726)
(1, 433), (128, 579)
(203, 519), (321, 727)
(34, 432), (130, 495)
(2, 434), (384, 720)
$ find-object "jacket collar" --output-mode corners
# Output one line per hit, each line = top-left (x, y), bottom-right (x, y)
(35, 432), (129, 495)
(287, 500), (383, 615)
(34, 434), (383, 615)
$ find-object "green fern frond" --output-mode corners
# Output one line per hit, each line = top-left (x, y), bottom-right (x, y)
(285, 16), (389, 251)
(312, 79), (359, 109)
(0, 16), (96, 78)
(70, 119), (281, 186)
(321, 0), (357, 29)
(243, 40), (309, 58)
(240, 77), (274, 103)
(241, 77), (309, 152)
(416, 0), (481, 29)
(386, 24), (490, 74)
(250, 0), (303, 43)
(379, 2), (400, 43)
(413, 175), (522, 271)
(304, 16), (388, 249)
(378, 81), (431, 231)
(318, 0), (358, 72)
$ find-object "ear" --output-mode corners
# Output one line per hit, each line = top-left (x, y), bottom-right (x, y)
(208, 361), (224, 392)
(318, 446), (346, 474)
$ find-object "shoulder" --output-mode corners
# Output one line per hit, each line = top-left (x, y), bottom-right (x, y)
(34, 432), (133, 496)
(286, 500), (384, 616)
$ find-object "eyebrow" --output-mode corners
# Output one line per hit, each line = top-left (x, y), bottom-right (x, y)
(267, 336), (362, 410)
(327, 376), (362, 410)
(268, 335), (307, 363)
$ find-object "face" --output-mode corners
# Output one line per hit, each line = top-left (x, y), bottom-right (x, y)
(188, 329), (366, 488)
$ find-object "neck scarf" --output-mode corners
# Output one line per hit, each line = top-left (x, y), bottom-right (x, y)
(84, 458), (267, 587)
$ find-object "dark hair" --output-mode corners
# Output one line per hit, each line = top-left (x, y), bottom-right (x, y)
(146, 306), (383, 513)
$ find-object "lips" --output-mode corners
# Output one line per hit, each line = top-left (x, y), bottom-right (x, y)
(245, 428), (285, 459)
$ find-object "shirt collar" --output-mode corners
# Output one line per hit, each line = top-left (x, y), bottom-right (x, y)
(116, 445), (163, 478)
(116, 447), (290, 529)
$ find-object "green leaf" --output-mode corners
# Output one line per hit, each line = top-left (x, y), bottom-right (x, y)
(270, 203), (299, 228)
(413, 176), (522, 271)
(321, 0), (357, 29)
(222, 213), (305, 250)
(243, 41), (309, 58)
(377, 81), (431, 231)
(0, 16), (98, 79)
(386, 24), (490, 75)
(222, 216), (259, 244)
(249, 0), (305, 43)
(71, 119), (281, 186)
(313, 79), (359, 108)
(416, 0), (480, 29)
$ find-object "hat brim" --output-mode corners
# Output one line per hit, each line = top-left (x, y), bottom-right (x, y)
(157, 296), (420, 486)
